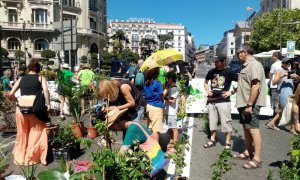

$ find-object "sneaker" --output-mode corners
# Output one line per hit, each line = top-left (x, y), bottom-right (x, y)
(266, 123), (280, 130)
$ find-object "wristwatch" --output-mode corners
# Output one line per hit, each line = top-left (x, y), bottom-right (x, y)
(246, 104), (252, 108)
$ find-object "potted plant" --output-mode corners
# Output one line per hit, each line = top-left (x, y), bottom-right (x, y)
(49, 126), (79, 160)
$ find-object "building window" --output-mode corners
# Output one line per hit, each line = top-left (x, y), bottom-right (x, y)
(231, 42), (233, 45)
(231, 49), (234, 55)
(63, 0), (75, 6)
(35, 39), (48, 51)
(90, 18), (96, 30)
(132, 34), (139, 41)
(8, 9), (18, 22)
(145, 34), (152, 39)
(32, 9), (48, 24)
(89, 0), (98, 11)
(8, 38), (21, 50)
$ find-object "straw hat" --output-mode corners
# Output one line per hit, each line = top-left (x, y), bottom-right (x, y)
(106, 108), (128, 127)
(62, 63), (70, 69)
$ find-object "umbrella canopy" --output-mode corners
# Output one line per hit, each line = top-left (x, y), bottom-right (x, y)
(253, 48), (300, 58)
(140, 49), (183, 71)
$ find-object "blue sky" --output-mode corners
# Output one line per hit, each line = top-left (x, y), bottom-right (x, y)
(107, 0), (260, 47)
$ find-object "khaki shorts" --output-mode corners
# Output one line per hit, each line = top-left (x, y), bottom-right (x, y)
(208, 102), (232, 132)
(146, 104), (163, 133)
(238, 105), (261, 129)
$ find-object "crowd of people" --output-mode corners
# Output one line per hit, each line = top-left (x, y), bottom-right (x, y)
(203, 44), (300, 170)
(0, 56), (193, 168)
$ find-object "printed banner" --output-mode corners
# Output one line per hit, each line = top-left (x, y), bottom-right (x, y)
(186, 79), (273, 116)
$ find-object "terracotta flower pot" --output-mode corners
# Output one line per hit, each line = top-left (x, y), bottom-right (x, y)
(87, 127), (98, 139)
(70, 124), (83, 138)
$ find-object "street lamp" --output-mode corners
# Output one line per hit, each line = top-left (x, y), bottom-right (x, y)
(22, 21), (27, 65)
(279, 0), (283, 54)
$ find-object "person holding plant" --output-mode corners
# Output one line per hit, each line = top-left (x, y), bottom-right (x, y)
(97, 79), (146, 122)
(8, 59), (51, 165)
(57, 63), (74, 119)
(163, 71), (179, 153)
(143, 67), (164, 141)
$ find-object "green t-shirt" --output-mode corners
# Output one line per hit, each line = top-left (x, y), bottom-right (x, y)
(157, 67), (166, 85)
(123, 123), (152, 146)
(59, 69), (74, 85)
(1, 76), (11, 92)
(78, 69), (95, 86)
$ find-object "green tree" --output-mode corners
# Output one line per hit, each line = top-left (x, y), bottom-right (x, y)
(140, 38), (157, 58)
(81, 55), (88, 64)
(15, 50), (25, 61)
(41, 49), (56, 59)
(90, 53), (98, 69)
(158, 32), (174, 50)
(110, 30), (130, 54)
(250, 9), (300, 52)
(117, 48), (139, 63)
(0, 48), (8, 57)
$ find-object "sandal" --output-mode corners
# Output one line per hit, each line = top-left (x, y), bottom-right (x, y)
(224, 143), (231, 149)
(233, 152), (253, 160)
(242, 159), (262, 169)
(266, 123), (280, 130)
(203, 139), (216, 148)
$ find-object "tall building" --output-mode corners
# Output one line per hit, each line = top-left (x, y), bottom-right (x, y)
(107, 18), (196, 62)
(216, 29), (235, 62)
(0, 0), (107, 68)
(260, 0), (300, 13)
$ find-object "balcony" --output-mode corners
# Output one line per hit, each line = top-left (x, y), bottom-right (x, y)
(63, 2), (81, 14)
(0, 22), (53, 31)
(77, 27), (106, 39)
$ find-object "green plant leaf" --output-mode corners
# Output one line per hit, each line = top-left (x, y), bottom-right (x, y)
(37, 170), (67, 180)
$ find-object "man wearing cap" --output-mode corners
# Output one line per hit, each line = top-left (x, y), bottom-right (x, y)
(234, 44), (266, 169)
(203, 56), (237, 149)
(57, 63), (74, 119)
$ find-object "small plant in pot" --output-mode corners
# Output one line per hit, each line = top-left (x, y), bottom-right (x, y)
(49, 126), (79, 160)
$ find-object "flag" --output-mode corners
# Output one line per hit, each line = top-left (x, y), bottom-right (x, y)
(247, 7), (254, 11)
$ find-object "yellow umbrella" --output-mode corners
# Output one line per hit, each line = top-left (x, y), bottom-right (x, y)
(140, 49), (183, 71)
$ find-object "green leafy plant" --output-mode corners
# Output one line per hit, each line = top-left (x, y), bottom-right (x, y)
(41, 49), (56, 59)
(81, 55), (88, 64)
(39, 70), (57, 80)
(0, 146), (8, 174)
(49, 126), (77, 149)
(267, 170), (275, 180)
(168, 138), (190, 176)
(211, 149), (235, 180)
(280, 133), (300, 180)
(18, 163), (37, 180)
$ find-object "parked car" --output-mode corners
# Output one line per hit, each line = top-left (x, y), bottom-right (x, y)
(228, 59), (242, 75)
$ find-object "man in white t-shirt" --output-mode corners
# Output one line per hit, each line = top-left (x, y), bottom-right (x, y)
(269, 52), (282, 112)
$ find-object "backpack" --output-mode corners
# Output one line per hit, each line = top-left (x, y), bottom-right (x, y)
(128, 66), (136, 78)
(135, 70), (144, 86)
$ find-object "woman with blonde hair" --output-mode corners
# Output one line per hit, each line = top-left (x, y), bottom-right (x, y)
(8, 59), (51, 165)
(97, 79), (145, 122)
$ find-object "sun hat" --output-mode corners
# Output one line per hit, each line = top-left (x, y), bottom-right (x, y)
(62, 63), (70, 69)
(106, 108), (128, 127)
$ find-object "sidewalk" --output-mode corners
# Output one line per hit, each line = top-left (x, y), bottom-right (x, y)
(189, 115), (292, 179)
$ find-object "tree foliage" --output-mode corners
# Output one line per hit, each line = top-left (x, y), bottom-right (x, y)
(158, 32), (174, 50)
(117, 48), (139, 63)
(0, 48), (8, 57)
(90, 53), (98, 69)
(110, 30), (130, 54)
(140, 38), (157, 58)
(250, 9), (300, 52)
(15, 50), (25, 61)
(41, 49), (56, 59)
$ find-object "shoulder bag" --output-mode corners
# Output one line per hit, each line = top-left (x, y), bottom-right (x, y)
(130, 122), (170, 177)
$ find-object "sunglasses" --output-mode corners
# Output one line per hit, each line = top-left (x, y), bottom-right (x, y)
(237, 50), (245, 55)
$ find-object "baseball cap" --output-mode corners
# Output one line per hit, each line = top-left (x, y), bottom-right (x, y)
(282, 57), (291, 63)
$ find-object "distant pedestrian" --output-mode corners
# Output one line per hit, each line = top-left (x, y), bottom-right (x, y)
(269, 52), (282, 112)
(203, 57), (237, 149)
(163, 71), (179, 153)
(144, 67), (164, 141)
(57, 63), (74, 119)
(266, 58), (294, 130)
(234, 44), (266, 170)
(1, 69), (13, 92)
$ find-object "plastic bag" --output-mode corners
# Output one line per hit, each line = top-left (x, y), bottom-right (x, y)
(278, 97), (293, 126)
